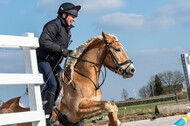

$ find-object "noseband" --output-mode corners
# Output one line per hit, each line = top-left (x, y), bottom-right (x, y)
(67, 39), (133, 91)
(102, 40), (133, 75)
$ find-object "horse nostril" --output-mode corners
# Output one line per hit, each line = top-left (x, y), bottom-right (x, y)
(131, 68), (135, 73)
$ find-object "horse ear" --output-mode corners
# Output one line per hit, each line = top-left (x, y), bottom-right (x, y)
(102, 32), (109, 40)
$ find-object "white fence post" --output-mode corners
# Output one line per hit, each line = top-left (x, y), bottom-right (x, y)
(173, 53), (190, 126)
(0, 33), (46, 126)
(181, 53), (190, 107)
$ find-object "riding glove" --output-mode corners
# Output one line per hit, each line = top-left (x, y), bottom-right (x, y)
(61, 49), (73, 57)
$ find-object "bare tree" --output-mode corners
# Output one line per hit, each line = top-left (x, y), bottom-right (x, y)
(158, 70), (185, 93)
(138, 84), (152, 98)
(172, 71), (185, 85)
(121, 89), (128, 101)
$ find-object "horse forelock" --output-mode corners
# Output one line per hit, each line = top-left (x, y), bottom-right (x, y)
(61, 34), (118, 84)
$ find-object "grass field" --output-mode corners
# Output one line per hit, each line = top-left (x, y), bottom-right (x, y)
(86, 99), (189, 124)
(118, 99), (189, 116)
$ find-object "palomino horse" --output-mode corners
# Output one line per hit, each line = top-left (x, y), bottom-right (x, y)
(0, 32), (135, 126)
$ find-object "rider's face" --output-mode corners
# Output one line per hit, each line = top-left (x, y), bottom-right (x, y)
(62, 13), (76, 26)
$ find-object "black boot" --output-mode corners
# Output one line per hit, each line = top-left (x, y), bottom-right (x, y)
(43, 91), (55, 126)
(73, 120), (85, 126)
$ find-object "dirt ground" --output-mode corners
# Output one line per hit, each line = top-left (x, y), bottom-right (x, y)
(86, 111), (188, 126)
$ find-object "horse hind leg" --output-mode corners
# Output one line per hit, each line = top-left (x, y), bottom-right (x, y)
(0, 108), (14, 114)
(0, 109), (17, 126)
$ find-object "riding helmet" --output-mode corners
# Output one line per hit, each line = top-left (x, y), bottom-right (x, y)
(57, 2), (81, 17)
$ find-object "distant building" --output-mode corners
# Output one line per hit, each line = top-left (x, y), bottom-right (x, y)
(182, 88), (187, 92)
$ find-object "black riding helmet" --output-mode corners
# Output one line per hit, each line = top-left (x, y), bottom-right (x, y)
(57, 2), (81, 17)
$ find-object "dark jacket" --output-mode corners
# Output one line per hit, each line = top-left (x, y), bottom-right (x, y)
(36, 15), (73, 64)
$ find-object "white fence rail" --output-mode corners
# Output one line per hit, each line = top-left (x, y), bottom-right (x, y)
(0, 33), (46, 126)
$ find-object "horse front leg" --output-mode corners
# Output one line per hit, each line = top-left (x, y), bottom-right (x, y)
(108, 111), (121, 126)
(77, 100), (121, 126)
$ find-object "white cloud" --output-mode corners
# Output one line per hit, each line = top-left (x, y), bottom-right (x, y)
(36, 0), (126, 15)
(36, 0), (61, 15)
(96, 0), (190, 32)
(79, 0), (126, 15)
(132, 47), (187, 57)
(16, 10), (26, 16)
(96, 12), (175, 32)
(0, 0), (9, 4)
(97, 12), (146, 31)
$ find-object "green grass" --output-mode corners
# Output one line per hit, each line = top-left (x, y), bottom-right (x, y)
(86, 99), (189, 124)
(118, 99), (189, 116)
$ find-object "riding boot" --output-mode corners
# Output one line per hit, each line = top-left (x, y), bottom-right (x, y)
(73, 120), (85, 126)
(43, 91), (55, 126)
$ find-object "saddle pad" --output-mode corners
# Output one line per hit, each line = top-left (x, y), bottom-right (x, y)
(19, 92), (29, 108)
(19, 88), (63, 109)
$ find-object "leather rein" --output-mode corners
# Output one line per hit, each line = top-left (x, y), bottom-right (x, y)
(67, 40), (133, 91)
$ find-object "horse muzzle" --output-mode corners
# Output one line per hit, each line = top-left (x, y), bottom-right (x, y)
(118, 63), (135, 78)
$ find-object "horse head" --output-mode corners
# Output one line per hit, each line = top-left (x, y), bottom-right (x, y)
(101, 32), (135, 78)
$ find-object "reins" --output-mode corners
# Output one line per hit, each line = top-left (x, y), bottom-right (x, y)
(66, 39), (132, 93)
(73, 65), (107, 95)
(69, 55), (101, 66)
(64, 55), (107, 94)
(42, 39), (133, 94)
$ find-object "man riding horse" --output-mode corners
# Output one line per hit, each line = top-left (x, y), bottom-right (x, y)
(0, 32), (135, 126)
(0, 2), (136, 126)
(36, 2), (81, 125)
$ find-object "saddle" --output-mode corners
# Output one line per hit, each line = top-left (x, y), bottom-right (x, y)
(19, 74), (63, 109)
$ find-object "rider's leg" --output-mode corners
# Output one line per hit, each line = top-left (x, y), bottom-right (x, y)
(53, 65), (62, 101)
(43, 91), (55, 124)
(37, 57), (58, 125)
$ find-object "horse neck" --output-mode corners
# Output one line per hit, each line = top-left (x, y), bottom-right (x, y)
(75, 41), (104, 80)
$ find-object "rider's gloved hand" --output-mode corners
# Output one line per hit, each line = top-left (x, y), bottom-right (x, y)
(68, 50), (74, 55)
(61, 49), (73, 57)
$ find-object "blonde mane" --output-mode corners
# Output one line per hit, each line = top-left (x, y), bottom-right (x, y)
(62, 34), (118, 84)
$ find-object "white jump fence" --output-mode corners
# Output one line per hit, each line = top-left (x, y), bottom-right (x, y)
(0, 33), (46, 125)
(173, 53), (190, 126)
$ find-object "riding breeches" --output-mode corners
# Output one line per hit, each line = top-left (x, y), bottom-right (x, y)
(37, 57), (62, 93)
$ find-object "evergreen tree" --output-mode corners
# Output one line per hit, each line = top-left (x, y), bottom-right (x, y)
(154, 75), (163, 96)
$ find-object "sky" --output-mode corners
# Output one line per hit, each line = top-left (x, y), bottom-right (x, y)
(0, 0), (190, 103)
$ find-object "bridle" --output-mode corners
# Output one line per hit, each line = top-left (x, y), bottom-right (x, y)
(66, 39), (133, 91)
(101, 40), (133, 75)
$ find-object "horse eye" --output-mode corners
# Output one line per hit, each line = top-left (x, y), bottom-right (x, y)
(114, 48), (121, 52)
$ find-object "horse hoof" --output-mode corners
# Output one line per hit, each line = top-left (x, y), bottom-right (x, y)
(115, 120), (121, 126)
(109, 120), (121, 126)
